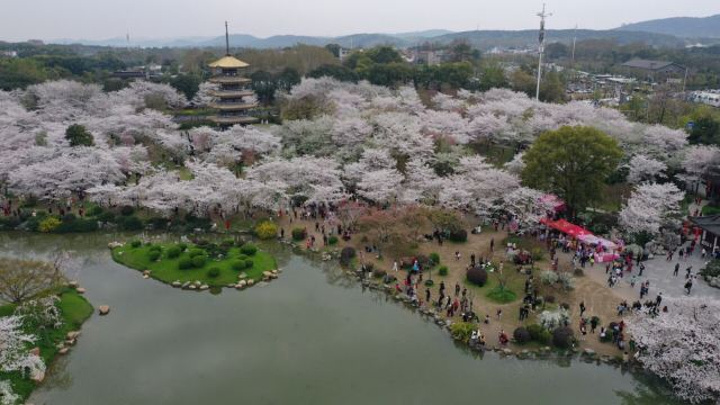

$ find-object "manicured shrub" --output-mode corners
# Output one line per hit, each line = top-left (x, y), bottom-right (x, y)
(235, 239), (246, 248)
(237, 254), (249, 261)
(240, 244), (258, 256)
(191, 255), (206, 268)
(531, 247), (545, 261)
(527, 324), (544, 341)
(189, 249), (206, 258)
(97, 212), (115, 223)
(88, 206), (104, 216)
(149, 244), (162, 252)
(328, 236), (339, 245)
(339, 247), (356, 267)
(166, 246), (182, 259)
(291, 227), (307, 241)
(207, 267), (221, 278)
(538, 329), (553, 345)
(429, 252), (441, 265)
(178, 258), (194, 270)
(55, 218), (98, 233)
(195, 239), (209, 246)
(231, 260), (246, 271)
(552, 327), (575, 349)
(513, 327), (531, 344)
(450, 322), (475, 343)
(466, 267), (488, 287)
(120, 205), (135, 216)
(178, 243), (188, 251)
(148, 250), (161, 262)
(244, 259), (254, 269)
(438, 266), (449, 276)
(220, 239), (235, 249)
(448, 229), (467, 242)
(62, 213), (77, 222)
(254, 221), (278, 240)
(130, 240), (142, 248)
(39, 217), (62, 233)
(117, 215), (143, 231)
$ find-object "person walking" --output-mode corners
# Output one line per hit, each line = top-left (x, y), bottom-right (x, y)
(684, 279), (693, 295)
(392, 260), (398, 272)
(579, 301), (586, 317)
(673, 262), (680, 277)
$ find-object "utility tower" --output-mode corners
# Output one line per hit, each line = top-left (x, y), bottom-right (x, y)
(535, 3), (552, 101)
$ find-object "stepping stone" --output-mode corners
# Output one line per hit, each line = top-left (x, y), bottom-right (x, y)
(98, 305), (110, 315)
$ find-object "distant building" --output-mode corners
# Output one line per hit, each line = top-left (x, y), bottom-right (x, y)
(689, 90), (720, 108)
(621, 59), (686, 84)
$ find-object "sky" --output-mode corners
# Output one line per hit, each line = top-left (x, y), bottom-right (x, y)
(0, 0), (718, 42)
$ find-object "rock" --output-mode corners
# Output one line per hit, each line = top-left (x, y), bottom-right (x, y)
(181, 281), (191, 289)
(30, 369), (45, 383)
(108, 241), (124, 249)
(188, 285), (197, 290)
(68, 280), (80, 288)
(227, 283), (235, 288)
(247, 279), (254, 286)
(193, 280), (202, 287)
(238, 272), (248, 279)
(171, 281), (181, 288)
(142, 270), (151, 276)
(583, 348), (596, 357)
(65, 339), (76, 346)
(29, 347), (40, 356)
(142, 274), (150, 279)
(502, 348), (513, 355)
(58, 347), (70, 355)
(98, 305), (110, 315)
(76, 287), (86, 294)
(199, 284), (209, 291)
(66, 331), (81, 340)
(257, 281), (269, 287)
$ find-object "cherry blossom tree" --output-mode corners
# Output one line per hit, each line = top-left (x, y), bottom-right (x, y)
(627, 154), (668, 184)
(619, 182), (684, 238)
(628, 297), (720, 404)
(0, 315), (45, 380)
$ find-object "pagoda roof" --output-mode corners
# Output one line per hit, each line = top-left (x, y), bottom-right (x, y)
(209, 56), (249, 69)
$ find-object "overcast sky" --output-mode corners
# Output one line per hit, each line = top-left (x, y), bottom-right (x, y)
(1, 0), (718, 41)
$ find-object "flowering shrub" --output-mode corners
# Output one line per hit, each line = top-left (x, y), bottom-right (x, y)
(254, 221), (278, 240)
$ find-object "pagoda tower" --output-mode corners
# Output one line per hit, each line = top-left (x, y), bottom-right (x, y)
(208, 22), (258, 126)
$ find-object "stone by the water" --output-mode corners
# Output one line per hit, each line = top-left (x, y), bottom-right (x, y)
(98, 305), (110, 315)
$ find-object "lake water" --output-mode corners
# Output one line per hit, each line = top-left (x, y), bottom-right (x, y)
(0, 233), (678, 405)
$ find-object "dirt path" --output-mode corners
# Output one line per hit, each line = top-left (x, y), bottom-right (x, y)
(275, 214), (628, 357)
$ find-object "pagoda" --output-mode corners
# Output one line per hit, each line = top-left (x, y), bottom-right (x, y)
(208, 22), (258, 126)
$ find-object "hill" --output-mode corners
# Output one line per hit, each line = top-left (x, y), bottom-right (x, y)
(616, 14), (720, 38)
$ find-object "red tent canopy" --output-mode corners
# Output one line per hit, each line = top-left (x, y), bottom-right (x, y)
(540, 218), (592, 238)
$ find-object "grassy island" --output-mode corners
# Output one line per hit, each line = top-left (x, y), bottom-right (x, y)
(112, 239), (277, 287)
(0, 288), (93, 403)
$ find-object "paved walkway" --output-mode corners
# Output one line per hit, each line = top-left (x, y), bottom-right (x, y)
(581, 245), (720, 302)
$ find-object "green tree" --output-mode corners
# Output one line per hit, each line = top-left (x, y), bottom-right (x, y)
(64, 124), (94, 147)
(521, 126), (623, 216)
(478, 62), (509, 91)
(168, 73), (202, 100)
(308, 64), (359, 82)
(689, 116), (720, 145)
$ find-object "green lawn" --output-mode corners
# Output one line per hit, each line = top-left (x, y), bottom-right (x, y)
(0, 289), (93, 403)
(112, 242), (276, 287)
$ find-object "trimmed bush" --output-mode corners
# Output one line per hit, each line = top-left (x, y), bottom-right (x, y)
(117, 215), (143, 231)
(191, 255), (207, 268)
(166, 246), (182, 259)
(97, 212), (115, 223)
(328, 236), (339, 245)
(39, 217), (62, 233)
(149, 244), (162, 252)
(429, 252), (441, 265)
(120, 205), (135, 216)
(207, 267), (221, 278)
(291, 227), (307, 241)
(466, 266), (488, 287)
(130, 240), (142, 248)
(231, 260), (246, 271)
(486, 286), (517, 303)
(55, 218), (98, 233)
(255, 221), (278, 240)
(244, 259), (254, 269)
(450, 322), (476, 343)
(339, 247), (356, 267)
(237, 254), (249, 261)
(178, 258), (194, 270)
(448, 229), (468, 242)
(513, 327), (531, 344)
(240, 244), (258, 256)
(148, 250), (161, 262)
(178, 243), (188, 251)
(552, 327), (575, 349)
(220, 239), (235, 249)
(438, 266), (449, 276)
(189, 249), (206, 258)
(88, 206), (104, 216)
(527, 324), (544, 341)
